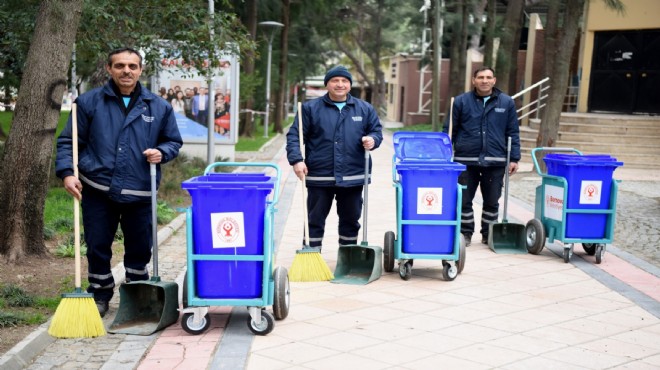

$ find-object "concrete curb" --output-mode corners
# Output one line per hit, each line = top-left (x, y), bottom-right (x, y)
(0, 213), (188, 370)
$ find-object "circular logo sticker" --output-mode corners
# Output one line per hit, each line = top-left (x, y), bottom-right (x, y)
(216, 216), (240, 243)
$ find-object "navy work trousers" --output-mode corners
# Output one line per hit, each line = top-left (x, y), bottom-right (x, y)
(458, 165), (506, 237)
(81, 187), (152, 302)
(306, 185), (363, 249)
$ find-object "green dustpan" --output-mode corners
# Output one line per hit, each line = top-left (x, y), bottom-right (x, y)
(332, 151), (383, 285)
(108, 277), (179, 335)
(109, 164), (179, 335)
(333, 242), (383, 285)
(488, 137), (528, 254)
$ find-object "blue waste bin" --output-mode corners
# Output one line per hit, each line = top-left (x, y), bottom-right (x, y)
(393, 132), (465, 254)
(543, 154), (623, 238)
(182, 173), (275, 298)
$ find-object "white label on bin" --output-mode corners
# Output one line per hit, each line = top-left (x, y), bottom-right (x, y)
(417, 187), (443, 214)
(580, 180), (602, 204)
(544, 185), (564, 221)
(210, 212), (246, 248)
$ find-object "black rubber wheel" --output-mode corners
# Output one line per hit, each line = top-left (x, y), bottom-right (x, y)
(595, 244), (605, 264)
(182, 269), (188, 308)
(247, 310), (275, 335)
(273, 266), (290, 320)
(181, 312), (211, 335)
(563, 246), (573, 263)
(525, 219), (546, 255)
(457, 234), (466, 274)
(442, 261), (458, 281)
(399, 261), (412, 281)
(582, 243), (597, 256)
(384, 231), (395, 273)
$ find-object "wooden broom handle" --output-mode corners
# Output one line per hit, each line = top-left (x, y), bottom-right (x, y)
(448, 97), (454, 140)
(297, 102), (310, 246)
(72, 103), (82, 289)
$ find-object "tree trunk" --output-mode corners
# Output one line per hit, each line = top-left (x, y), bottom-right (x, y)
(239, 0), (258, 137)
(496, 0), (524, 93)
(483, 0), (496, 68)
(0, 0), (83, 262)
(448, 0), (469, 101)
(538, 0), (586, 153)
(273, 0), (290, 134)
(543, 0), (560, 78)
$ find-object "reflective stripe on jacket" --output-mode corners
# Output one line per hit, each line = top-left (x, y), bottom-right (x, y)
(55, 81), (183, 203)
(444, 87), (521, 166)
(286, 93), (383, 187)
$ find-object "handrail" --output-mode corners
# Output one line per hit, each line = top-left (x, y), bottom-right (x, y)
(512, 77), (550, 122)
(511, 77), (550, 100)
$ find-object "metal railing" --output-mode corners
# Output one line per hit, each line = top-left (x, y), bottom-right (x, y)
(511, 77), (550, 121)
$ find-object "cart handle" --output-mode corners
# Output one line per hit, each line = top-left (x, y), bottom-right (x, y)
(202, 162), (281, 204)
(531, 147), (583, 177)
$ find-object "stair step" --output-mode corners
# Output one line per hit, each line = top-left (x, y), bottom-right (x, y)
(519, 114), (660, 169)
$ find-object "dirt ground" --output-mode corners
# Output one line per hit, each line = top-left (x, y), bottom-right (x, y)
(0, 242), (115, 355)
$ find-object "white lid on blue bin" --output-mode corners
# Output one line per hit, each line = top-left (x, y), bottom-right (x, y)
(393, 132), (453, 161)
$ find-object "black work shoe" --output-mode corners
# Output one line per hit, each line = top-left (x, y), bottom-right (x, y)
(95, 300), (109, 318)
(462, 233), (472, 246)
(482, 235), (489, 244)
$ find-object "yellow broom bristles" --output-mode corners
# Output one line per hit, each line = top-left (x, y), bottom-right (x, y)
(289, 252), (334, 282)
(48, 297), (106, 338)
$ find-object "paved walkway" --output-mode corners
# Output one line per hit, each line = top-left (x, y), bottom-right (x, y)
(2, 127), (659, 369)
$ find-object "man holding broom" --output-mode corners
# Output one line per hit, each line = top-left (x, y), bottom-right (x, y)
(286, 65), (382, 256)
(55, 47), (182, 318)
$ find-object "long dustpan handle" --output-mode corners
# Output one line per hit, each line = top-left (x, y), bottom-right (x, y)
(362, 150), (369, 244)
(503, 136), (511, 222)
(72, 103), (82, 290)
(150, 163), (159, 277)
(297, 102), (310, 246)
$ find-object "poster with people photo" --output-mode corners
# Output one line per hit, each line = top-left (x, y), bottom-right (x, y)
(153, 53), (238, 145)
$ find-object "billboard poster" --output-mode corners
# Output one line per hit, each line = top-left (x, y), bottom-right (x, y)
(152, 52), (239, 145)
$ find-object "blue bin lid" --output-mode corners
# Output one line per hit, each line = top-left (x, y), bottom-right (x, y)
(393, 131), (453, 161)
(543, 153), (623, 167)
(181, 172), (275, 190)
(396, 161), (466, 172)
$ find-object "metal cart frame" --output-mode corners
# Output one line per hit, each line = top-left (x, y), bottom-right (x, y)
(526, 148), (620, 264)
(383, 155), (467, 281)
(180, 162), (289, 336)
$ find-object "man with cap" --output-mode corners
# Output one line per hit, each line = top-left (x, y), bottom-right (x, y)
(286, 65), (383, 250)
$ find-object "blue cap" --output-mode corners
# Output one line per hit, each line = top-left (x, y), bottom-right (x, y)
(324, 65), (352, 86)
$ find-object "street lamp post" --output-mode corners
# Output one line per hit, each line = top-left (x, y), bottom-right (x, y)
(258, 21), (284, 138)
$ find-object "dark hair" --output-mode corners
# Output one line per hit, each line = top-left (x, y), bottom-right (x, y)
(107, 47), (143, 67)
(473, 66), (495, 77)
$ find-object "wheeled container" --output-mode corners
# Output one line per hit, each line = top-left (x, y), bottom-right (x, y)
(525, 148), (623, 263)
(180, 162), (289, 336)
(383, 132), (467, 281)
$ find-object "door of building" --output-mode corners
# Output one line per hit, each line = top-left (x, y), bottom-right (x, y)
(588, 29), (660, 114)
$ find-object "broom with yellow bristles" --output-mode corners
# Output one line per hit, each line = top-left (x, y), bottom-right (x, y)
(288, 102), (334, 282)
(48, 103), (106, 338)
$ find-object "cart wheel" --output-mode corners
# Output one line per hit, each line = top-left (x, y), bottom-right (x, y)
(247, 310), (275, 335)
(595, 244), (605, 264)
(384, 231), (395, 273)
(582, 243), (597, 256)
(399, 261), (412, 281)
(525, 219), (546, 255)
(181, 312), (211, 335)
(563, 245), (573, 263)
(273, 266), (290, 320)
(457, 234), (466, 274)
(442, 261), (458, 281)
(182, 269), (188, 308)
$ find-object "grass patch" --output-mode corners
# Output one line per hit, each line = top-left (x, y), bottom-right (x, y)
(1, 285), (34, 307)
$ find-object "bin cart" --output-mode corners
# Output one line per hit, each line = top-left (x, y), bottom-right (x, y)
(525, 148), (623, 264)
(383, 132), (467, 281)
(180, 162), (289, 336)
